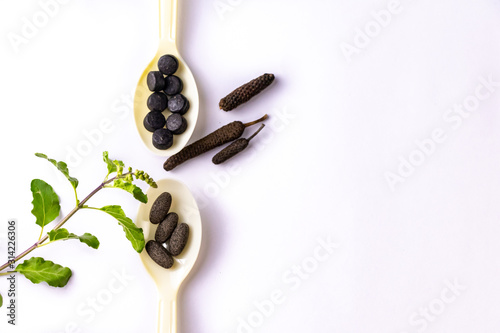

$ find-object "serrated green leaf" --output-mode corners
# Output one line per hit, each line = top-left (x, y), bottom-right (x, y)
(99, 205), (145, 252)
(35, 153), (79, 190)
(31, 179), (60, 228)
(16, 257), (72, 288)
(48, 229), (99, 249)
(103, 151), (117, 174)
(109, 179), (148, 203)
(103, 151), (127, 177)
(0, 293), (3, 308)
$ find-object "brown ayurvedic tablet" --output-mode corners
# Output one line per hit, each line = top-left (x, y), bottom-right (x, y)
(149, 192), (172, 224)
(155, 212), (178, 243)
(168, 223), (189, 256)
(146, 240), (174, 269)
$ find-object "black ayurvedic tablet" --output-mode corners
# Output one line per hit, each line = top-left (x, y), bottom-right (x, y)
(147, 71), (166, 92)
(158, 55), (179, 76)
(166, 114), (187, 135)
(163, 75), (183, 96)
(152, 128), (174, 150)
(147, 92), (168, 112)
(167, 94), (189, 115)
(143, 111), (166, 132)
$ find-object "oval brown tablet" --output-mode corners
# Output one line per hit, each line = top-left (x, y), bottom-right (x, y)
(155, 212), (178, 243)
(146, 240), (174, 269)
(149, 192), (172, 224)
(168, 223), (189, 256)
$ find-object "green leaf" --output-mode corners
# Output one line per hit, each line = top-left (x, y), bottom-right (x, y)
(78, 233), (100, 249)
(99, 205), (145, 252)
(16, 257), (72, 288)
(31, 179), (60, 228)
(103, 152), (125, 176)
(108, 179), (148, 203)
(35, 153), (79, 189)
(103, 151), (117, 175)
(48, 228), (100, 249)
(48, 228), (73, 241)
(0, 293), (2, 308)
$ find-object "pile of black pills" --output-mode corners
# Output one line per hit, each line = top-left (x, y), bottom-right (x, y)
(146, 192), (190, 269)
(144, 54), (190, 150)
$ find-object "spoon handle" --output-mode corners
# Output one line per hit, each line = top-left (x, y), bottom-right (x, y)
(159, 0), (178, 43)
(158, 292), (178, 333)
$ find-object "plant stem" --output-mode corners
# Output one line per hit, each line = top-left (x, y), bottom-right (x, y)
(74, 187), (80, 207)
(0, 173), (131, 273)
(38, 226), (44, 242)
(36, 241), (55, 248)
(243, 114), (268, 127)
(247, 124), (265, 141)
(0, 272), (16, 276)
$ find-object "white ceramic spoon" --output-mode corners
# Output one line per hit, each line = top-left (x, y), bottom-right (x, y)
(136, 178), (202, 332)
(134, 0), (199, 155)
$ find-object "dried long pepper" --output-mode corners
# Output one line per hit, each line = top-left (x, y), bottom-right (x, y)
(212, 124), (265, 165)
(219, 73), (275, 111)
(163, 114), (268, 171)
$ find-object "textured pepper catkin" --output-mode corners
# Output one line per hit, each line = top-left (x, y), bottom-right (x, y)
(212, 124), (265, 165)
(219, 73), (275, 111)
(164, 114), (268, 171)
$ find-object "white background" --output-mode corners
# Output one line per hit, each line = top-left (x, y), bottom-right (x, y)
(1, 0), (500, 332)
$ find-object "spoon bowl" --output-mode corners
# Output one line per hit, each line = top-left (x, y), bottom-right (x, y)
(137, 178), (202, 332)
(134, 0), (199, 156)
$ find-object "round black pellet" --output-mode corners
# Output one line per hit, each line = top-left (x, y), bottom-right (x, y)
(147, 71), (166, 92)
(158, 55), (178, 75)
(152, 128), (174, 150)
(166, 114), (187, 135)
(146, 240), (174, 269)
(147, 92), (168, 112)
(143, 111), (166, 132)
(149, 192), (172, 224)
(155, 212), (178, 243)
(163, 75), (183, 96)
(168, 94), (188, 114)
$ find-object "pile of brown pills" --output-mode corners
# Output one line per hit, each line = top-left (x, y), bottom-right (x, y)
(146, 192), (190, 269)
